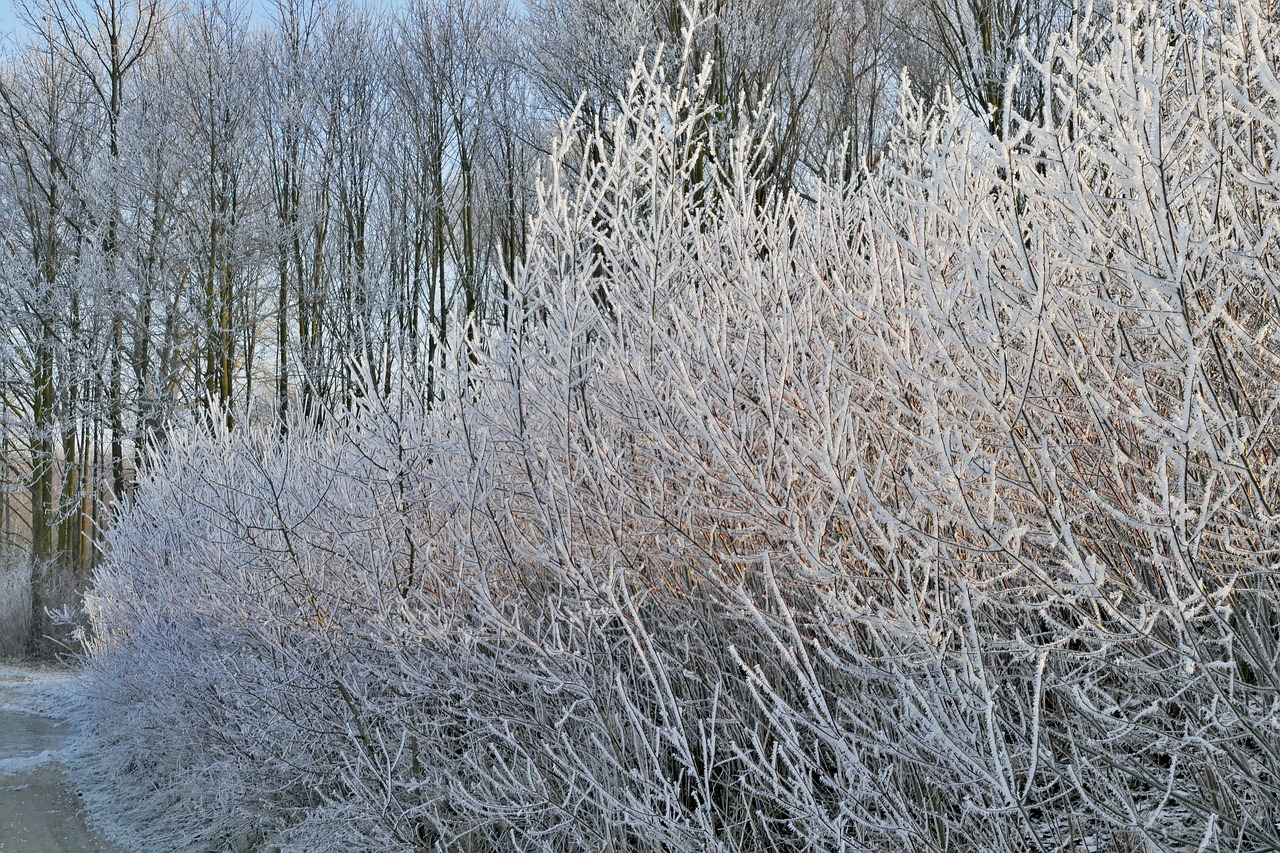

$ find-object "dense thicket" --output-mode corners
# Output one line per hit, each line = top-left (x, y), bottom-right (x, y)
(74, 1), (1280, 850)
(0, 0), (996, 648)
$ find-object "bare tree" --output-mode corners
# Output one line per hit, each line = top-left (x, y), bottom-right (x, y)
(0, 23), (100, 628)
(174, 0), (264, 426)
(914, 0), (1072, 133)
(261, 0), (329, 424)
(117, 22), (193, 453)
(314, 2), (390, 403)
(19, 0), (163, 499)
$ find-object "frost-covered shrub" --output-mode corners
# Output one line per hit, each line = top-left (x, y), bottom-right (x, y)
(80, 2), (1280, 851)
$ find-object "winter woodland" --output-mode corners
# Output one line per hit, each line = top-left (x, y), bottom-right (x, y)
(5, 0), (1280, 850)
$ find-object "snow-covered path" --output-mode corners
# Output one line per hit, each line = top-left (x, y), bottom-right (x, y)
(0, 666), (121, 853)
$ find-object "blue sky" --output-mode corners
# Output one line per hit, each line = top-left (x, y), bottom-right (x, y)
(0, 0), (425, 52)
(0, 0), (28, 46)
(0, 0), (294, 49)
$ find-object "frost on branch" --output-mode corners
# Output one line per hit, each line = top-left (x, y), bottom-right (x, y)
(78, 3), (1280, 851)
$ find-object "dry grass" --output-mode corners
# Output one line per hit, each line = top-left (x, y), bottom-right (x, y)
(0, 551), (31, 659)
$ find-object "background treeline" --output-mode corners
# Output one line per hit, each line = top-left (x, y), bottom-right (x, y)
(0, 0), (1072, 651)
(78, 1), (1280, 850)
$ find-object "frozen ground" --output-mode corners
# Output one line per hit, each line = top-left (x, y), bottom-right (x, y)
(0, 665), (122, 853)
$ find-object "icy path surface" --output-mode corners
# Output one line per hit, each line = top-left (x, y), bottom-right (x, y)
(0, 665), (122, 853)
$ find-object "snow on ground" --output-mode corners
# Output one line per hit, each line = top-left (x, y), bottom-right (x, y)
(0, 664), (123, 853)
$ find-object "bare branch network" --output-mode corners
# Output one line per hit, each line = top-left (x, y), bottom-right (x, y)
(7, 0), (1280, 850)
